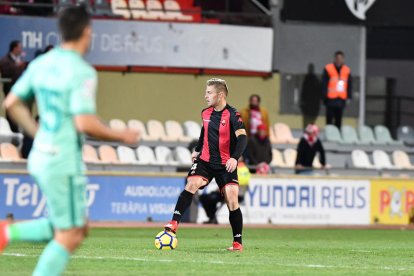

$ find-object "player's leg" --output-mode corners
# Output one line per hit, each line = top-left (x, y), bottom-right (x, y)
(223, 185), (243, 246)
(165, 176), (208, 232)
(32, 175), (87, 276)
(217, 168), (243, 251)
(0, 218), (54, 253)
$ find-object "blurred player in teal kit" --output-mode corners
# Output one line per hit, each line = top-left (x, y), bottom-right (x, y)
(0, 6), (139, 275)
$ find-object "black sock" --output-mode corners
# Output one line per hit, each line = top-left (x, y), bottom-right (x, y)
(172, 190), (194, 222)
(229, 208), (243, 244)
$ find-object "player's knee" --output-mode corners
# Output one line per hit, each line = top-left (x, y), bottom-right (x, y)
(185, 178), (204, 193)
(55, 227), (86, 252)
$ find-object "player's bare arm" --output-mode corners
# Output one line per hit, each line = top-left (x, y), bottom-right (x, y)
(3, 93), (38, 138)
(74, 114), (140, 145)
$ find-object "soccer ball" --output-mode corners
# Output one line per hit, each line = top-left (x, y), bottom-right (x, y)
(154, 231), (178, 250)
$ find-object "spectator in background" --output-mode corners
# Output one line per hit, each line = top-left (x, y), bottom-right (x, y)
(295, 124), (326, 175)
(0, 40), (26, 132)
(322, 51), (352, 129)
(240, 94), (270, 137)
(300, 63), (322, 129)
(247, 124), (272, 174)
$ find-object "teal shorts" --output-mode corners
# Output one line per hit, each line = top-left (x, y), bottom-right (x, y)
(34, 174), (87, 230)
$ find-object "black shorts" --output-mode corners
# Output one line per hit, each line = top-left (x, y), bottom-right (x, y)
(187, 159), (239, 193)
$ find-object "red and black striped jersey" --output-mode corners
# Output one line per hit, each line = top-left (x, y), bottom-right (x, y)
(195, 104), (245, 165)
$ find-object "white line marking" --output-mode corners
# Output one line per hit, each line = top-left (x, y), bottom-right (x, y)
(3, 252), (414, 271)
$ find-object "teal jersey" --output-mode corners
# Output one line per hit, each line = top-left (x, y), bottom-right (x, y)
(12, 47), (97, 175)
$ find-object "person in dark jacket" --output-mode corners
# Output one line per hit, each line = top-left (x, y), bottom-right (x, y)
(300, 63), (322, 128)
(0, 40), (26, 132)
(295, 124), (326, 175)
(247, 124), (272, 173)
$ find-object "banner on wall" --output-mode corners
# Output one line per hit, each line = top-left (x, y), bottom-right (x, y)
(0, 174), (184, 221)
(370, 179), (414, 225)
(0, 15), (273, 72)
(209, 178), (371, 225)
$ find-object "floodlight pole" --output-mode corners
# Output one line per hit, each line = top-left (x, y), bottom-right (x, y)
(358, 26), (367, 128)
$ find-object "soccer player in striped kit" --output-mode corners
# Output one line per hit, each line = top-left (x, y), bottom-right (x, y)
(164, 78), (247, 251)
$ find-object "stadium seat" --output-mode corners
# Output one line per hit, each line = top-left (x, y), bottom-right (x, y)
(183, 120), (201, 140)
(129, 0), (157, 19)
(358, 125), (378, 145)
(117, 145), (138, 164)
(273, 123), (299, 144)
(373, 150), (396, 170)
(155, 145), (178, 165)
(313, 154), (322, 168)
(98, 145), (119, 163)
(165, 120), (192, 142)
(269, 126), (277, 144)
(341, 125), (362, 145)
(174, 146), (192, 166)
(111, 0), (131, 18)
(397, 126), (414, 146)
(374, 125), (404, 146)
(94, 0), (112, 16)
(0, 117), (13, 134)
(127, 119), (150, 141)
(0, 143), (21, 161)
(146, 0), (173, 20)
(109, 119), (127, 130)
(324, 125), (342, 143)
(147, 120), (171, 141)
(283, 148), (297, 168)
(392, 150), (414, 170)
(270, 148), (287, 167)
(136, 145), (157, 165)
(351, 150), (373, 169)
(164, 0), (192, 21)
(326, 153), (347, 169)
(82, 144), (100, 163)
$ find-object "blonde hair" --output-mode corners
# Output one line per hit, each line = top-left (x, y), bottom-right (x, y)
(206, 78), (229, 96)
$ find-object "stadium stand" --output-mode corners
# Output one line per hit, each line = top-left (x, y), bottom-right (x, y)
(165, 120), (192, 142)
(392, 150), (414, 170)
(82, 144), (100, 163)
(183, 120), (201, 140)
(341, 125), (362, 145)
(397, 126), (414, 146)
(164, 0), (193, 21)
(0, 143), (21, 161)
(147, 119), (172, 142)
(273, 123), (299, 144)
(358, 125), (379, 145)
(136, 145), (157, 165)
(155, 145), (178, 165)
(351, 150), (374, 169)
(129, 0), (156, 20)
(372, 149), (397, 170)
(283, 148), (297, 168)
(127, 119), (150, 141)
(374, 125), (404, 146)
(111, 0), (131, 19)
(174, 146), (192, 166)
(270, 148), (286, 168)
(109, 118), (127, 130)
(324, 125), (343, 143)
(117, 145), (138, 163)
(98, 145), (120, 163)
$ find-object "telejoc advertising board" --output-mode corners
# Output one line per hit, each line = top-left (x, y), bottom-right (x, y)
(0, 174), (184, 222)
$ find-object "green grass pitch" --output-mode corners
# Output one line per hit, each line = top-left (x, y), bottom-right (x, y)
(1, 227), (414, 275)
